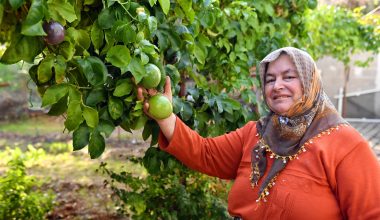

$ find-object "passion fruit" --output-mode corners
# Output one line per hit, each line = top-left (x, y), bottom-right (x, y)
(43, 21), (65, 45)
(307, 0), (318, 10)
(148, 94), (173, 120)
(140, 63), (161, 89)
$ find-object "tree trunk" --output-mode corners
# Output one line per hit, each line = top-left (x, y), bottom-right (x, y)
(342, 65), (350, 117)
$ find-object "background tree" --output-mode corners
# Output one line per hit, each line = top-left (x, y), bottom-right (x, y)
(299, 5), (380, 116)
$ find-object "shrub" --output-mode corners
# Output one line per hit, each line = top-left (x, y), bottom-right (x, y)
(99, 147), (231, 219)
(0, 147), (55, 219)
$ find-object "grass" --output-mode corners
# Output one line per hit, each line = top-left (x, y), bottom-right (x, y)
(0, 115), (149, 218)
(0, 116), (65, 135)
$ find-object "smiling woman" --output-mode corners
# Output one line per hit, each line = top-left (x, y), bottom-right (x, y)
(264, 53), (303, 115)
(139, 47), (380, 220)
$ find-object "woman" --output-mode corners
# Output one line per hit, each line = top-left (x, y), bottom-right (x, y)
(138, 47), (380, 219)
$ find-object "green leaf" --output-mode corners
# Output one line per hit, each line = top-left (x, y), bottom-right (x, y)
(194, 44), (206, 64)
(77, 56), (108, 86)
(0, 35), (45, 64)
(66, 27), (91, 51)
(263, 3), (274, 16)
(106, 45), (131, 68)
(113, 78), (133, 97)
(22, 21), (46, 36)
(86, 88), (105, 106)
(87, 56), (108, 85)
(47, 94), (68, 116)
(98, 8), (116, 29)
(89, 130), (105, 159)
(69, 86), (82, 102)
(47, 0), (77, 22)
(167, 30), (181, 51)
(9, 0), (25, 9)
(198, 9), (215, 28)
(158, 0), (170, 15)
(82, 105), (99, 128)
(131, 115), (148, 130)
(177, 0), (194, 21)
(181, 101), (193, 121)
(58, 41), (75, 61)
(65, 100), (84, 131)
(108, 97), (123, 120)
(140, 40), (157, 54)
(97, 120), (115, 138)
(156, 30), (169, 51)
(177, 0), (191, 12)
(148, 0), (157, 7)
(21, 0), (46, 36)
(73, 124), (90, 151)
(41, 83), (69, 107)
(113, 21), (136, 44)
(38, 55), (55, 83)
(142, 120), (152, 140)
(54, 55), (67, 83)
(127, 58), (145, 83)
(147, 16), (157, 35)
(91, 20), (104, 50)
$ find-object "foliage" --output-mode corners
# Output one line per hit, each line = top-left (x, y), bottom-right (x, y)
(0, 0), (311, 158)
(299, 5), (380, 115)
(99, 148), (231, 219)
(0, 146), (55, 219)
(301, 5), (380, 65)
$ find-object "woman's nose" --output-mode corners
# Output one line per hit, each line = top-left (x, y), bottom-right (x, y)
(273, 78), (284, 90)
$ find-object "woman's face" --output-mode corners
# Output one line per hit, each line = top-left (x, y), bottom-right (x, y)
(264, 54), (303, 115)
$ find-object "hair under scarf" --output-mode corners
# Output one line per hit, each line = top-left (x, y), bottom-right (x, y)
(251, 47), (347, 202)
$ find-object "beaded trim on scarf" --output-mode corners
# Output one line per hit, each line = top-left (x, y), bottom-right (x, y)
(250, 123), (349, 203)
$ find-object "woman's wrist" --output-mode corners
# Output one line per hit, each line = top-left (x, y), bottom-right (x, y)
(156, 113), (176, 141)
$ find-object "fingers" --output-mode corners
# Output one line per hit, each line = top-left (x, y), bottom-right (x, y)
(137, 87), (144, 101)
(143, 102), (154, 119)
(164, 76), (172, 96)
(147, 89), (157, 96)
(138, 87), (154, 118)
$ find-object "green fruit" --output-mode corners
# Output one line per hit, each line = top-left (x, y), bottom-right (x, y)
(307, 0), (318, 9)
(148, 94), (173, 120)
(140, 64), (161, 89)
(290, 14), (301, 25)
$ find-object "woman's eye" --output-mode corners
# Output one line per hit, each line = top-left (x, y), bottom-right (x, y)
(265, 79), (275, 83)
(285, 76), (296, 80)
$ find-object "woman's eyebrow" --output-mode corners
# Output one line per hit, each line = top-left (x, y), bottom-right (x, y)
(266, 68), (297, 76)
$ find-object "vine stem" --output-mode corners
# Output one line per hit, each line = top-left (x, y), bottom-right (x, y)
(75, 86), (93, 90)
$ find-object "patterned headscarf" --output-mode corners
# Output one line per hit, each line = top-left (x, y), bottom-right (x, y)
(251, 47), (347, 201)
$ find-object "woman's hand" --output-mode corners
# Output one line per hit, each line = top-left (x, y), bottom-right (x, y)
(137, 76), (176, 141)
(137, 76), (172, 118)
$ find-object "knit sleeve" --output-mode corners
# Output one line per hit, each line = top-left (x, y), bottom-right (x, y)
(158, 116), (254, 179)
(335, 141), (380, 219)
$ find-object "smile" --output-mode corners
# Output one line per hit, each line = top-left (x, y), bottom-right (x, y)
(273, 95), (290, 100)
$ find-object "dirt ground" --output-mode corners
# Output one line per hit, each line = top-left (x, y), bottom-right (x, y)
(0, 119), (149, 220)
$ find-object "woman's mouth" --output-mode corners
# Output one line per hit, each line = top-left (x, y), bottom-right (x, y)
(273, 95), (290, 100)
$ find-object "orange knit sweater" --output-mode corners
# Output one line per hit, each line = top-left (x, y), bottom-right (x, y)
(158, 117), (380, 219)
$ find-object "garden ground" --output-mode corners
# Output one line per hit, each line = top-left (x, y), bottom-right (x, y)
(0, 115), (149, 219)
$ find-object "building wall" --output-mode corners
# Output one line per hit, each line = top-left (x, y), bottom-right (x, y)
(316, 53), (379, 118)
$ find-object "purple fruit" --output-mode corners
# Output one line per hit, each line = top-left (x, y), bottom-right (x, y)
(43, 21), (65, 45)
